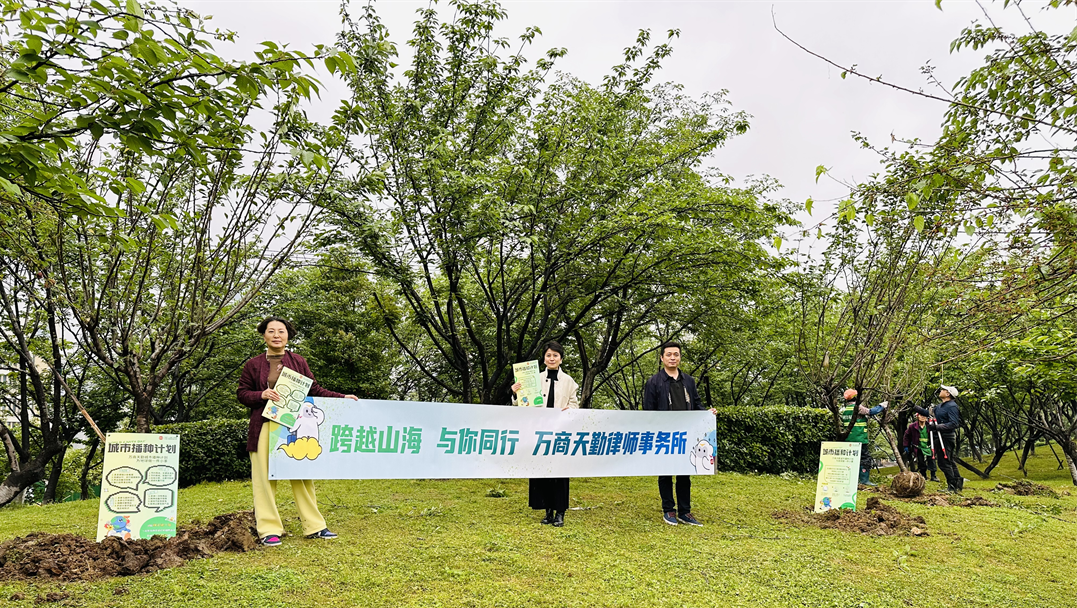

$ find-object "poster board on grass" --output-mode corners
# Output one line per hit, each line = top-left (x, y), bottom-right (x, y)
(814, 441), (861, 513)
(261, 366), (314, 428)
(96, 432), (180, 541)
(512, 360), (543, 407)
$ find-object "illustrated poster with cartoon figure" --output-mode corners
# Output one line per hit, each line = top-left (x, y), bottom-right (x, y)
(96, 432), (180, 541)
(261, 366), (314, 428)
(814, 441), (861, 513)
(269, 397), (717, 480)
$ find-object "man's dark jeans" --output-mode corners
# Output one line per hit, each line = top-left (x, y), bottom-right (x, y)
(658, 475), (691, 516)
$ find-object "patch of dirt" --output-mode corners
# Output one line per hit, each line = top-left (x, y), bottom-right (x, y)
(774, 497), (928, 536)
(34, 592), (69, 604)
(992, 480), (1060, 498)
(914, 494), (998, 508)
(0, 511), (258, 582)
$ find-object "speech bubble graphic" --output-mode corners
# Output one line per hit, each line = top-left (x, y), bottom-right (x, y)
(143, 488), (174, 512)
(106, 466), (143, 491)
(144, 464), (177, 487)
(105, 491), (142, 514)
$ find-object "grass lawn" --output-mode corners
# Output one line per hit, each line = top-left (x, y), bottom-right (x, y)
(2, 451), (1074, 608)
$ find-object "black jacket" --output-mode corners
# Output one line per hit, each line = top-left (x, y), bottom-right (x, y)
(914, 399), (960, 434)
(642, 369), (704, 411)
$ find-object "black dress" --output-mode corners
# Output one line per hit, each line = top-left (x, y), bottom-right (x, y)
(528, 368), (570, 512)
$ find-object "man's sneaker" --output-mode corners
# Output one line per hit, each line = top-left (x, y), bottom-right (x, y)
(678, 513), (703, 526)
(662, 511), (679, 525)
(261, 535), (282, 546)
(306, 528), (338, 539)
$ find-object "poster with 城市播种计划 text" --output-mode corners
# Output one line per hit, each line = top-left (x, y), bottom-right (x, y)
(814, 441), (861, 513)
(96, 432), (180, 542)
(262, 366), (314, 428)
(512, 360), (543, 407)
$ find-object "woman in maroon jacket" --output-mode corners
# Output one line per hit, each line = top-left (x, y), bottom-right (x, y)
(237, 316), (357, 546)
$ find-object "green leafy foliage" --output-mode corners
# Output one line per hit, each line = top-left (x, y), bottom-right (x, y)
(712, 406), (834, 474)
(331, 0), (792, 406)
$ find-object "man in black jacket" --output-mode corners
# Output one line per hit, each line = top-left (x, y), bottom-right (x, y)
(642, 341), (717, 526)
(914, 385), (963, 493)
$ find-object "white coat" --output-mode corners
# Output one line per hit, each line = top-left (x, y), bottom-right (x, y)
(515, 368), (580, 409)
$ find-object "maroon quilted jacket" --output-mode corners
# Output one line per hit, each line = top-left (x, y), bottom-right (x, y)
(237, 351), (345, 452)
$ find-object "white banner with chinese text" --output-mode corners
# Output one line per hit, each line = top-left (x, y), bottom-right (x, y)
(268, 398), (717, 480)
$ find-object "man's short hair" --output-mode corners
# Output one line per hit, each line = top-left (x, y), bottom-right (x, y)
(659, 341), (682, 358)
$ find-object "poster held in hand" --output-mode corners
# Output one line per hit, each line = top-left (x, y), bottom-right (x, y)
(262, 366), (313, 428)
(96, 432), (180, 541)
(512, 360), (543, 407)
(814, 441), (861, 513)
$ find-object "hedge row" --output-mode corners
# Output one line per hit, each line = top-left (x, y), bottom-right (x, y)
(153, 419), (250, 487)
(712, 406), (834, 474)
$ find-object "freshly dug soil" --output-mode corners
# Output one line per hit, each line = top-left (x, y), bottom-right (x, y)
(774, 497), (928, 536)
(0, 511), (258, 582)
(993, 480), (1060, 498)
(891, 471), (926, 498)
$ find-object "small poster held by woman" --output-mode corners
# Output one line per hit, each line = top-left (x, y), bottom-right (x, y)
(261, 366), (313, 428)
(511, 360), (543, 407)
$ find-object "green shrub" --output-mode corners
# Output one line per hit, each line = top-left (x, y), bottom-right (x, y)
(152, 419), (250, 487)
(712, 406), (834, 474)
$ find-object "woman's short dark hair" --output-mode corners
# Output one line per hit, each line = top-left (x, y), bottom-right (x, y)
(659, 340), (682, 358)
(257, 316), (296, 339)
(542, 340), (565, 358)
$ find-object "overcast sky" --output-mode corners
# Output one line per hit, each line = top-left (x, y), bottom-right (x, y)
(182, 0), (1072, 247)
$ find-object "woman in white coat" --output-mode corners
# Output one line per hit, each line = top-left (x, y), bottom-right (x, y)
(512, 340), (579, 527)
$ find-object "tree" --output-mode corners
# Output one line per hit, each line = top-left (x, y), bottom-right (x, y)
(329, 0), (791, 406)
(0, 0), (374, 504)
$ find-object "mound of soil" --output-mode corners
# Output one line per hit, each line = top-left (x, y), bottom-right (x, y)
(0, 511), (257, 582)
(992, 480), (1060, 498)
(891, 472), (926, 498)
(774, 497), (928, 536)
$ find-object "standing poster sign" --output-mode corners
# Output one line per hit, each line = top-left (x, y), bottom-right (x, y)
(814, 441), (861, 513)
(511, 361), (543, 407)
(261, 366), (313, 428)
(96, 432), (180, 542)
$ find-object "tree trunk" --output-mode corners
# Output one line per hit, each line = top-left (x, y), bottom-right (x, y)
(0, 465), (46, 507)
(134, 393), (153, 433)
(981, 449), (1008, 478)
(879, 421), (908, 473)
(0, 427), (25, 504)
(80, 436), (100, 500)
(955, 456), (989, 479)
(1018, 432), (1040, 476)
(43, 445), (67, 503)
(1061, 440), (1077, 486)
